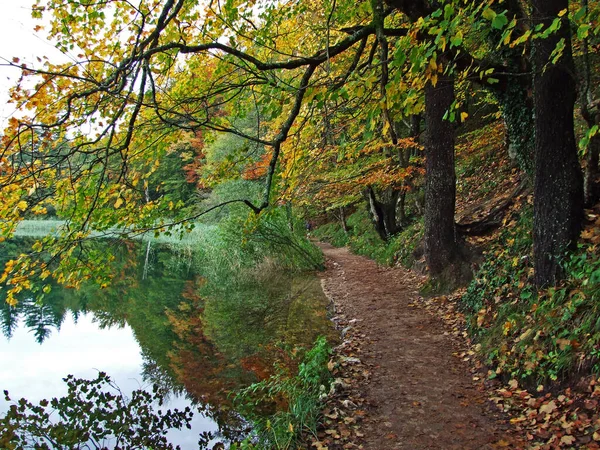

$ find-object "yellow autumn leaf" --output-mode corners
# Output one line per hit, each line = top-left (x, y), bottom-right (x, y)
(17, 200), (28, 211)
(476, 308), (486, 327)
(382, 120), (390, 137)
(430, 73), (438, 87)
(460, 112), (469, 122)
(6, 292), (17, 307)
(114, 197), (123, 208)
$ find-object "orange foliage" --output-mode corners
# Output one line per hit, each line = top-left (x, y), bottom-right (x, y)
(181, 131), (207, 186)
(242, 151), (271, 180)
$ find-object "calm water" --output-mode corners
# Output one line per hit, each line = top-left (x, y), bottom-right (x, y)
(0, 314), (217, 447)
(0, 238), (335, 447)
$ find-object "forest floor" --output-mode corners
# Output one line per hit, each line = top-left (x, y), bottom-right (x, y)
(313, 243), (524, 450)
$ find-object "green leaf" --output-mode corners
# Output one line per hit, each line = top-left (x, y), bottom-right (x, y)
(492, 13), (509, 30)
(444, 4), (454, 20)
(450, 30), (463, 48)
(573, 6), (587, 22)
(578, 24), (591, 40)
(547, 17), (562, 34)
(482, 8), (496, 21)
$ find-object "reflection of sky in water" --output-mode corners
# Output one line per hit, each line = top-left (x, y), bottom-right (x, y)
(0, 313), (217, 447)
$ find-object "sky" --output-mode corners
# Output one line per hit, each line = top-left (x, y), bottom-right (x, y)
(0, 0), (64, 125)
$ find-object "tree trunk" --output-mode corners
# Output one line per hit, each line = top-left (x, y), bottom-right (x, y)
(286, 201), (294, 232)
(424, 74), (459, 276)
(489, 0), (535, 177)
(532, 0), (584, 287)
(365, 186), (400, 241)
(398, 191), (406, 224)
(398, 114), (421, 223)
(581, 0), (600, 207)
(339, 206), (349, 234)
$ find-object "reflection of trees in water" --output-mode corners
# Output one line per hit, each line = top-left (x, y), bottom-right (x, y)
(201, 271), (337, 364)
(0, 239), (334, 441)
(0, 293), (76, 343)
(21, 297), (66, 343)
(165, 301), (252, 442)
(140, 352), (185, 400)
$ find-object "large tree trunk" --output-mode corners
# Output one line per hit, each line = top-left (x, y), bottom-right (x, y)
(424, 74), (459, 276)
(490, 0), (535, 178)
(532, 0), (584, 287)
(339, 206), (349, 235)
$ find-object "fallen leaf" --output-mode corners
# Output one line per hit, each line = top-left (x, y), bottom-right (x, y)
(585, 399), (598, 410)
(539, 400), (557, 415)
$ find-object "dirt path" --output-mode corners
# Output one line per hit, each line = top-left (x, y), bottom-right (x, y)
(317, 243), (515, 450)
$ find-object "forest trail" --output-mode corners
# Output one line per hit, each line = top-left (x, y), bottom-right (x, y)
(317, 243), (516, 450)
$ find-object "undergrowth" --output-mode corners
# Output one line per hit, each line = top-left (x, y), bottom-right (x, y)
(463, 207), (600, 384)
(313, 209), (423, 267)
(455, 120), (510, 202)
(232, 337), (332, 449)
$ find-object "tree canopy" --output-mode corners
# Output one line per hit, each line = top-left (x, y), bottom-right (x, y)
(1, 0), (600, 295)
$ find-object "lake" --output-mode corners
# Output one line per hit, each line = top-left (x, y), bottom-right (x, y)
(0, 238), (336, 448)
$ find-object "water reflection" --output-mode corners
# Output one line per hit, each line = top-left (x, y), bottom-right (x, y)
(0, 314), (143, 406)
(0, 238), (336, 445)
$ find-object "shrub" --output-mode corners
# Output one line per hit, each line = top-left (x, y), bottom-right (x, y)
(463, 207), (600, 383)
(314, 209), (423, 268)
(234, 337), (332, 449)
